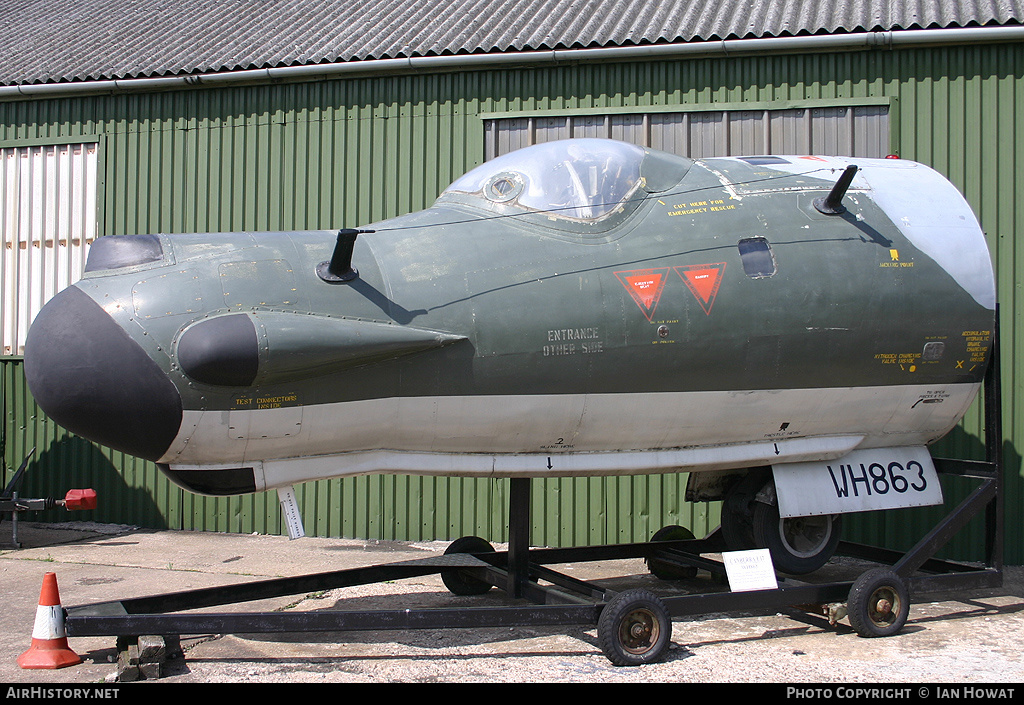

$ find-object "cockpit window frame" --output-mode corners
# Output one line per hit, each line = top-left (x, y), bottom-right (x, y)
(438, 139), (649, 227)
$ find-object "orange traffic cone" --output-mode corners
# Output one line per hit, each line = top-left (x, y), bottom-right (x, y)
(17, 572), (81, 669)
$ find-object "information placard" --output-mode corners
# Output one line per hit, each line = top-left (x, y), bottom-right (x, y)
(723, 549), (778, 592)
(277, 485), (306, 540)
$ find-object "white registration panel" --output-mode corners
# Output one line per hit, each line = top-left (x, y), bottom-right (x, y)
(773, 446), (943, 518)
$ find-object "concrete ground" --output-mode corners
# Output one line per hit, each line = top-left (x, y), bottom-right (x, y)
(1, 520), (1022, 684)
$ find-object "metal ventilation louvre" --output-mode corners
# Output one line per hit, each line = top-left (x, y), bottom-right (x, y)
(485, 105), (891, 160)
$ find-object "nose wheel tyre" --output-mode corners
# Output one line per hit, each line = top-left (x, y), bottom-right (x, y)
(597, 589), (672, 666)
(721, 502), (756, 551)
(847, 568), (910, 638)
(752, 499), (842, 575)
(441, 536), (496, 596)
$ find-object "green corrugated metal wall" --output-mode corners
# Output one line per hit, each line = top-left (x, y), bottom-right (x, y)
(1, 42), (1021, 559)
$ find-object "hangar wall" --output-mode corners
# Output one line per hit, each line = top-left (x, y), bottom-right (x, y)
(1, 42), (1021, 560)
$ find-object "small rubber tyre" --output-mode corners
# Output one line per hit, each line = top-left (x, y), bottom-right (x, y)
(751, 500), (842, 575)
(441, 535), (495, 596)
(646, 525), (698, 580)
(721, 501), (756, 551)
(597, 589), (672, 666)
(719, 468), (770, 551)
(847, 568), (910, 638)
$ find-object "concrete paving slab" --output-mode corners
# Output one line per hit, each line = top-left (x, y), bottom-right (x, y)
(1, 521), (1022, 684)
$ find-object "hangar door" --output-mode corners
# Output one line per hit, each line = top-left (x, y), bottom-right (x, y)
(1, 141), (97, 356)
(485, 103), (891, 160)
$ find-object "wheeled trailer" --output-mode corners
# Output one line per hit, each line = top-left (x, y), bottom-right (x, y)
(62, 325), (1004, 668)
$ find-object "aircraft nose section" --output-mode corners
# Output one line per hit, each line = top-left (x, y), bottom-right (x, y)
(24, 286), (182, 462)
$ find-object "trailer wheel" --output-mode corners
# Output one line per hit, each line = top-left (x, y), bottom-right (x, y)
(441, 536), (495, 596)
(847, 568), (910, 638)
(597, 589), (672, 666)
(646, 525), (698, 580)
(751, 500), (841, 575)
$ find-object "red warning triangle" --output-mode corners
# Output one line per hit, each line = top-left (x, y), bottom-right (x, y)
(615, 268), (669, 321)
(674, 263), (727, 315)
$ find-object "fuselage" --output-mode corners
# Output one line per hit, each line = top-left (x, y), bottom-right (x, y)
(24, 141), (995, 496)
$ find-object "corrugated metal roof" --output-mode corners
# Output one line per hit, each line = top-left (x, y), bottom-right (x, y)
(1, 0), (1022, 86)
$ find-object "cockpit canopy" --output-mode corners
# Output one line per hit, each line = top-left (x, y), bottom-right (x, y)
(439, 139), (650, 222)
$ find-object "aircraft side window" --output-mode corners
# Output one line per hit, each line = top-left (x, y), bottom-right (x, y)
(738, 237), (777, 278)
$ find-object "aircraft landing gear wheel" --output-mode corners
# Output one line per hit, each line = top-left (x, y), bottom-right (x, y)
(721, 502), (756, 551)
(751, 499), (842, 575)
(597, 589), (672, 666)
(847, 568), (910, 638)
(441, 536), (495, 596)
(719, 468), (769, 551)
(646, 525), (698, 580)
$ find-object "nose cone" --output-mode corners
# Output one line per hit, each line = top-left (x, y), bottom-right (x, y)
(24, 286), (182, 462)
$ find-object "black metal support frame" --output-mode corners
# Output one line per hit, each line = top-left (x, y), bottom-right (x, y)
(64, 325), (1005, 654)
(1, 449), (38, 549)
